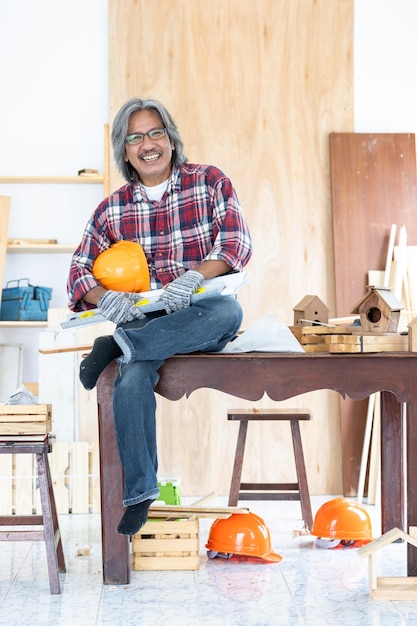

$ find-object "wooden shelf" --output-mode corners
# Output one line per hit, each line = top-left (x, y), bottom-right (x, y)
(0, 175), (104, 184)
(0, 321), (48, 328)
(7, 243), (76, 253)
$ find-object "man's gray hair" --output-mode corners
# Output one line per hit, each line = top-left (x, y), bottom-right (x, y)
(111, 98), (188, 182)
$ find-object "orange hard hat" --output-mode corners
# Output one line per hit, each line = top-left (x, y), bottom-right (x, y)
(311, 497), (372, 546)
(92, 240), (150, 293)
(205, 512), (282, 563)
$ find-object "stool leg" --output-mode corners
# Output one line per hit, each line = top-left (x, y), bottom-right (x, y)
(44, 450), (66, 573)
(228, 420), (248, 506)
(37, 451), (62, 594)
(290, 421), (313, 530)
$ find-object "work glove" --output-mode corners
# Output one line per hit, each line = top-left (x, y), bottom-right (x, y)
(161, 270), (204, 314)
(97, 290), (146, 324)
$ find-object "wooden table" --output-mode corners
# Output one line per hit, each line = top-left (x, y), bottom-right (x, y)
(96, 351), (417, 584)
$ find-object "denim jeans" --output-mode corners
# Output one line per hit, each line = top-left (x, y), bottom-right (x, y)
(112, 296), (243, 506)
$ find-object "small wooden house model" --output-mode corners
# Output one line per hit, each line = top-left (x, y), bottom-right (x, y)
(358, 527), (417, 600)
(350, 286), (403, 333)
(293, 295), (329, 327)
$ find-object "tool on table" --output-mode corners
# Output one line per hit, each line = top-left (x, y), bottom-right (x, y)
(60, 284), (223, 329)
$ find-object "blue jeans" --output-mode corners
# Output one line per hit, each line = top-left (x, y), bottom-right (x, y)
(112, 296), (242, 506)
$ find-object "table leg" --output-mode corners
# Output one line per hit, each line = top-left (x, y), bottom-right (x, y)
(97, 363), (130, 585)
(407, 399), (417, 575)
(380, 391), (404, 534)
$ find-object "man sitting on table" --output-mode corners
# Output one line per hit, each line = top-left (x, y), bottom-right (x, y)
(67, 98), (252, 535)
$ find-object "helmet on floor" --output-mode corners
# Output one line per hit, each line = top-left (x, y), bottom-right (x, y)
(92, 240), (150, 293)
(205, 512), (282, 562)
(311, 497), (372, 548)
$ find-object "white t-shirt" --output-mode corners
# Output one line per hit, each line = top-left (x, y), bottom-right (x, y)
(143, 179), (169, 202)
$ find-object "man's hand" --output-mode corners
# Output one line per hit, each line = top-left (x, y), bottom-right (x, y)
(97, 290), (146, 324)
(162, 270), (204, 313)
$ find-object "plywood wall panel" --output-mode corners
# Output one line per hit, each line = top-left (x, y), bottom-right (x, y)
(109, 0), (354, 495)
(330, 132), (417, 317)
(330, 132), (417, 496)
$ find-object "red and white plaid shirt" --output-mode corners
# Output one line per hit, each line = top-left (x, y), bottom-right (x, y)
(67, 163), (252, 311)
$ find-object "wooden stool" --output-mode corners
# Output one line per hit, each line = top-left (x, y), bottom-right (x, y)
(0, 435), (66, 594)
(228, 408), (313, 529)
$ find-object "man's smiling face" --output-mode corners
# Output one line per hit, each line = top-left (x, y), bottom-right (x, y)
(124, 109), (174, 186)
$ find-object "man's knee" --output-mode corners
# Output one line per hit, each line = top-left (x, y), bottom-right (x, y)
(116, 359), (163, 389)
(200, 295), (243, 329)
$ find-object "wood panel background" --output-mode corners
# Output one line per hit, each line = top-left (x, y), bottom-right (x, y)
(108, 0), (354, 497)
(331, 133), (417, 317)
(330, 133), (417, 495)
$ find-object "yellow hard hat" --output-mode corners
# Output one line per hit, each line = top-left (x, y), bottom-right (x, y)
(92, 240), (150, 293)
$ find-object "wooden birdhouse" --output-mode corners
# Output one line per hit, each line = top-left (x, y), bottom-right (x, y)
(350, 286), (403, 334)
(293, 295), (329, 327)
(358, 527), (417, 600)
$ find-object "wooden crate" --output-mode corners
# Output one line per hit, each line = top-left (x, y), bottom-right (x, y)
(0, 404), (52, 435)
(132, 518), (200, 571)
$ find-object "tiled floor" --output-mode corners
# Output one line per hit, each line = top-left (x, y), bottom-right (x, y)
(1, 496), (417, 625)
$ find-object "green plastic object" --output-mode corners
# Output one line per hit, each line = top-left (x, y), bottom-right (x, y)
(157, 478), (181, 505)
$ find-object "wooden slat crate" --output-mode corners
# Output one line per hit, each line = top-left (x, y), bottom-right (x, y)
(132, 518), (200, 571)
(289, 325), (409, 353)
(0, 404), (52, 435)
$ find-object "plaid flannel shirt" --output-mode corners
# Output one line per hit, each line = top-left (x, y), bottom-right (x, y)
(67, 163), (252, 311)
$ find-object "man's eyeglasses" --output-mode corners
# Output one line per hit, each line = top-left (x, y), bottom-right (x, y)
(125, 128), (167, 145)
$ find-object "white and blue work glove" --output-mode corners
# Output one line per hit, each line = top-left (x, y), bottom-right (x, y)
(97, 290), (146, 324)
(162, 270), (204, 314)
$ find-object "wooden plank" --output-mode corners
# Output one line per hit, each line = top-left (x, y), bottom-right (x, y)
(49, 442), (70, 514)
(90, 441), (101, 513)
(0, 404), (51, 416)
(367, 393), (381, 506)
(358, 527), (417, 559)
(0, 176), (104, 184)
(292, 324), (409, 353)
(8, 238), (58, 245)
(148, 504), (249, 518)
(405, 246), (417, 312)
(328, 338), (408, 353)
(71, 442), (89, 513)
(301, 325), (356, 335)
(302, 343), (328, 352)
(133, 555), (200, 571)
(372, 577), (417, 601)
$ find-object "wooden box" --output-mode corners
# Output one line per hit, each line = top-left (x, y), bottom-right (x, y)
(0, 404), (52, 435)
(132, 518), (200, 571)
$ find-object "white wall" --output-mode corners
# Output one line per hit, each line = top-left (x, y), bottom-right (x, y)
(1, 0), (417, 383)
(0, 0), (108, 382)
(354, 0), (417, 132)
